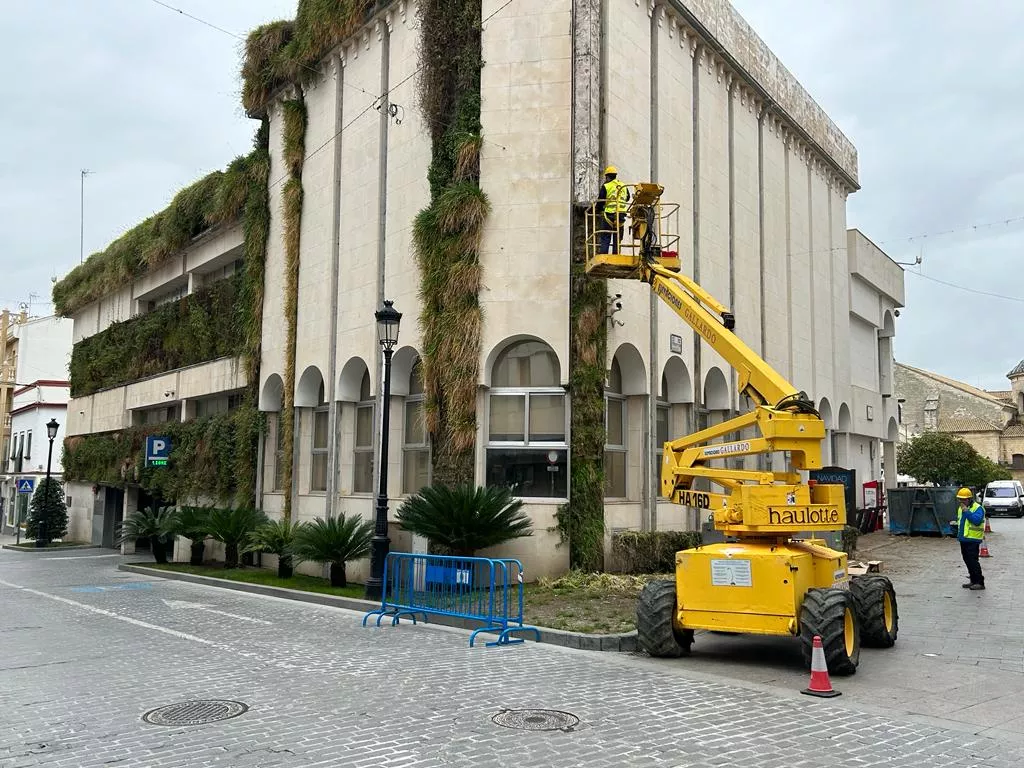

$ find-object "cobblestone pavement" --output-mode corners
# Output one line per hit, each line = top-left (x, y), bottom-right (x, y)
(671, 517), (1024, 743)
(1, 540), (1022, 767)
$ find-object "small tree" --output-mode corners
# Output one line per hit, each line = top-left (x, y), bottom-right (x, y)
(244, 518), (309, 578)
(118, 505), (180, 563)
(25, 477), (69, 545)
(206, 506), (268, 568)
(292, 515), (373, 587)
(897, 432), (1008, 488)
(176, 505), (213, 565)
(396, 483), (533, 557)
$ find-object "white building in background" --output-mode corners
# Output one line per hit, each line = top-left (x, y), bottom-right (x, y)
(0, 315), (73, 535)
(56, 0), (906, 578)
(250, 0), (905, 578)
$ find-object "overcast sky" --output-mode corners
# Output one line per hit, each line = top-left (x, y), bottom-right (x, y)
(2, 1), (1022, 390)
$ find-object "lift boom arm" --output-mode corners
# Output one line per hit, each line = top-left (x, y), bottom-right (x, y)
(589, 182), (846, 537)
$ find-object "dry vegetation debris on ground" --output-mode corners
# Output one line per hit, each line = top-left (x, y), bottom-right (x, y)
(524, 571), (670, 635)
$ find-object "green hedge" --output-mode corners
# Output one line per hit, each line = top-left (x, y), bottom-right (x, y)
(69, 273), (244, 398)
(611, 530), (703, 574)
(63, 403), (261, 506)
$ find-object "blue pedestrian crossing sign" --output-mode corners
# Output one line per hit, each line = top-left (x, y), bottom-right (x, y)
(16, 478), (35, 495)
(145, 435), (171, 467)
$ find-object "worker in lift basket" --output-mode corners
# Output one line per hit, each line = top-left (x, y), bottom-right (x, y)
(953, 487), (986, 590)
(596, 165), (630, 254)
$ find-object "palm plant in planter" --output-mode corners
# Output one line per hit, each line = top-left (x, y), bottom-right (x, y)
(244, 518), (308, 578)
(206, 506), (268, 568)
(396, 484), (533, 556)
(176, 505), (213, 565)
(117, 505), (180, 564)
(292, 515), (373, 587)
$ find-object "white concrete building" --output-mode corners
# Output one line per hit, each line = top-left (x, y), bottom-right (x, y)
(55, 0), (905, 579)
(63, 224), (248, 548)
(0, 315), (73, 535)
(250, 0), (904, 578)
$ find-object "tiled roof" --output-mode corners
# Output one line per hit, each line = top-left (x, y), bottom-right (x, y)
(1002, 424), (1024, 437)
(897, 362), (1010, 406)
(938, 415), (1002, 433)
(1008, 360), (1024, 378)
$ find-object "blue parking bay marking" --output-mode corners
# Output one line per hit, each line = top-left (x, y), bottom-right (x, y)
(71, 582), (154, 593)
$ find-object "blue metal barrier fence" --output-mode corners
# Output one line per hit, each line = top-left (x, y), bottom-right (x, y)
(361, 553), (540, 647)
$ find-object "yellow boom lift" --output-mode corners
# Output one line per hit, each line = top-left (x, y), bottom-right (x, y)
(585, 183), (898, 674)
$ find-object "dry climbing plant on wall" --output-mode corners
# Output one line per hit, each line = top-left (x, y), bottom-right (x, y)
(279, 97), (307, 522)
(555, 211), (608, 571)
(58, 125), (272, 508)
(412, 0), (488, 487)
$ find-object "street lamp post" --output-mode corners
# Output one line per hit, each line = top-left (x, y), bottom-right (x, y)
(35, 418), (60, 548)
(364, 300), (401, 601)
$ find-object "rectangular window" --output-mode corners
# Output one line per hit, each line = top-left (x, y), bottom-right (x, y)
(402, 398), (429, 495)
(485, 447), (567, 498)
(25, 431), (31, 462)
(272, 414), (284, 491)
(485, 391), (568, 498)
(488, 394), (525, 441)
(655, 403), (670, 478)
(604, 395), (626, 498)
(354, 402), (374, 493)
(310, 408), (329, 492)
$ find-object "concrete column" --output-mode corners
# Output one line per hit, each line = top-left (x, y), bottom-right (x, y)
(883, 440), (897, 490)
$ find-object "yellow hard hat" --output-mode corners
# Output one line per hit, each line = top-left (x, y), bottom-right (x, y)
(956, 487), (973, 499)
(604, 165), (618, 175)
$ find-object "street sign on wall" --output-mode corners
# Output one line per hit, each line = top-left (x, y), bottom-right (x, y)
(16, 478), (35, 495)
(145, 436), (172, 467)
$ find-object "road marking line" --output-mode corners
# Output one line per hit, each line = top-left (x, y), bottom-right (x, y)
(161, 599), (273, 625)
(39, 554), (123, 560)
(0, 578), (300, 670)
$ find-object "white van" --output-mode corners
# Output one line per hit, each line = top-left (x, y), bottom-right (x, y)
(981, 479), (1024, 518)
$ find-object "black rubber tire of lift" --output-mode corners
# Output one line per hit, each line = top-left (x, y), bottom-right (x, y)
(850, 574), (899, 648)
(636, 580), (694, 658)
(799, 587), (861, 676)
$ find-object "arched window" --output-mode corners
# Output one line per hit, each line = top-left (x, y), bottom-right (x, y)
(353, 371), (374, 493)
(403, 359), (430, 494)
(604, 359), (626, 498)
(311, 380), (329, 491)
(486, 340), (567, 497)
(656, 373), (671, 477)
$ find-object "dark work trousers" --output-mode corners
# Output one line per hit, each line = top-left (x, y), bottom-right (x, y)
(598, 213), (626, 254)
(960, 540), (984, 585)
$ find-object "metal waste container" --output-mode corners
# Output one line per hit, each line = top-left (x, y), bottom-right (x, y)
(887, 486), (957, 536)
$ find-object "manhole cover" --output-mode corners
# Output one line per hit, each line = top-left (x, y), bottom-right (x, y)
(142, 699), (248, 726)
(492, 709), (579, 732)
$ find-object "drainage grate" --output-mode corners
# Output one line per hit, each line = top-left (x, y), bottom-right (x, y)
(492, 709), (579, 732)
(142, 699), (249, 726)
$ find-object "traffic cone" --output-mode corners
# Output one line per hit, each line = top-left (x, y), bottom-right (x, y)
(984, 517), (992, 534)
(801, 635), (841, 698)
(980, 538), (991, 558)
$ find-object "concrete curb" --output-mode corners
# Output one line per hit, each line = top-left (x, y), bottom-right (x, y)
(2, 543), (101, 552)
(118, 563), (639, 653)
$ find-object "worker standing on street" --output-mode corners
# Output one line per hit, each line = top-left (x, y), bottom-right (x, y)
(954, 487), (986, 590)
(597, 165), (630, 254)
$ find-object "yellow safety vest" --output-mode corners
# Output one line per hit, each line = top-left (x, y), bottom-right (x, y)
(602, 179), (629, 214)
(957, 503), (985, 541)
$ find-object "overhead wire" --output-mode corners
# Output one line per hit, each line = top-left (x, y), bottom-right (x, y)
(146, 0), (379, 99)
(902, 269), (1024, 304)
(147, 0), (511, 195)
(130, 0), (1024, 307)
(265, 0), (517, 191)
